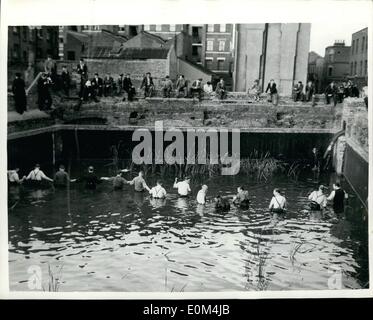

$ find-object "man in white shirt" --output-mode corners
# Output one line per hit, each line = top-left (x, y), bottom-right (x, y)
(149, 180), (167, 199)
(308, 185), (327, 210)
(173, 176), (191, 197)
(26, 164), (53, 182)
(269, 188), (286, 213)
(8, 168), (25, 184)
(203, 81), (213, 95)
(196, 185), (208, 204)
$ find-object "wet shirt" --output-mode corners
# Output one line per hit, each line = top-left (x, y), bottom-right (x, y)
(81, 172), (101, 190)
(174, 181), (191, 196)
(327, 188), (347, 213)
(308, 190), (327, 207)
(131, 176), (148, 192)
(236, 190), (249, 202)
(196, 189), (207, 204)
(54, 171), (69, 186)
(269, 195), (286, 209)
(113, 175), (128, 189)
(149, 185), (167, 199)
(26, 168), (48, 181)
(8, 170), (20, 183)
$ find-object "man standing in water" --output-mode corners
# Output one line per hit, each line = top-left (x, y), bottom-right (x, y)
(233, 186), (250, 207)
(78, 166), (103, 190)
(54, 164), (76, 187)
(308, 185), (327, 211)
(8, 167), (26, 185)
(327, 183), (348, 215)
(149, 180), (167, 199)
(173, 176), (191, 197)
(269, 188), (287, 213)
(196, 185), (208, 204)
(26, 164), (53, 184)
(129, 171), (150, 192)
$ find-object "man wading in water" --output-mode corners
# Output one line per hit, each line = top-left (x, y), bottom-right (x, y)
(129, 171), (150, 192)
(26, 164), (53, 186)
(173, 176), (191, 197)
(77, 166), (103, 190)
(269, 188), (287, 213)
(327, 182), (348, 216)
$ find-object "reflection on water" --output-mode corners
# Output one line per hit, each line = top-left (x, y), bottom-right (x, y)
(8, 165), (368, 292)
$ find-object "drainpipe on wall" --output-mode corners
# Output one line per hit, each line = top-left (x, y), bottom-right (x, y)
(232, 24), (238, 91)
(261, 23), (268, 92)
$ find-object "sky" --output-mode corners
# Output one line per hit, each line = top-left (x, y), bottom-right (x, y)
(309, 22), (368, 56)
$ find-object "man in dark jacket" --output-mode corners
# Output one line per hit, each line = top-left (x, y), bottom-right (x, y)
(140, 72), (154, 98)
(77, 58), (88, 98)
(60, 66), (71, 96)
(78, 166), (103, 190)
(265, 79), (278, 106)
(91, 73), (103, 97)
(122, 74), (136, 101)
(189, 78), (203, 100)
(325, 81), (338, 106)
(293, 81), (304, 102)
(12, 73), (27, 114)
(37, 73), (53, 111)
(175, 75), (187, 98)
(103, 74), (114, 97)
(215, 78), (227, 100)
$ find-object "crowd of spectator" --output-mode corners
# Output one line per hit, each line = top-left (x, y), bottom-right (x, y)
(10, 55), (368, 115)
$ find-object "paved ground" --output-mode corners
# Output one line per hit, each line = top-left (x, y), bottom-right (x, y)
(8, 109), (50, 123)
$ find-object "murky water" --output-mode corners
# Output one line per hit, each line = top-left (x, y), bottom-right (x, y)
(8, 163), (368, 291)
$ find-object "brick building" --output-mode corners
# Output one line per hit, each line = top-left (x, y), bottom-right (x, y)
(322, 40), (351, 89)
(233, 23), (310, 96)
(349, 27), (368, 88)
(307, 51), (324, 93)
(143, 24), (234, 86)
(8, 26), (59, 85)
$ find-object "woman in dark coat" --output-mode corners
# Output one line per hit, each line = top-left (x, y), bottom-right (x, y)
(12, 73), (27, 114)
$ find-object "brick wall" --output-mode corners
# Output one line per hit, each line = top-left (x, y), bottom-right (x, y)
(53, 58), (169, 88)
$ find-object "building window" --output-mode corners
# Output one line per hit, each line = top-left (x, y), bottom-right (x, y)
(192, 46), (199, 56)
(207, 24), (214, 32)
(220, 24), (226, 32)
(207, 40), (214, 51)
(328, 67), (332, 77)
(218, 40), (225, 51)
(354, 62), (357, 75)
(356, 39), (359, 54)
(365, 60), (367, 76)
(352, 40), (355, 55)
(155, 25), (162, 31)
(360, 61), (363, 75)
(144, 25), (150, 31)
(328, 53), (334, 63)
(22, 27), (27, 41)
(217, 59), (224, 70)
(92, 25), (100, 31)
(362, 36), (365, 52)
(67, 51), (75, 60)
(13, 44), (20, 59)
(170, 24), (176, 32)
(36, 48), (43, 59)
(350, 62), (354, 75)
(205, 58), (213, 70)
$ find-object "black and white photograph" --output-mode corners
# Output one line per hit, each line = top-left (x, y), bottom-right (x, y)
(0, 0), (371, 298)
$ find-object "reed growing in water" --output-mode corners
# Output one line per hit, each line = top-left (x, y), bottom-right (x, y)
(117, 149), (299, 182)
